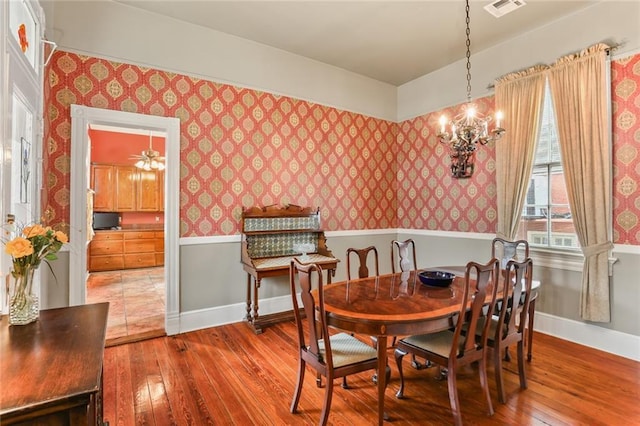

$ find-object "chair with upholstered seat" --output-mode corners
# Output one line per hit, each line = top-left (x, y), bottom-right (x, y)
(370, 240), (415, 352)
(343, 246), (380, 388)
(394, 258), (500, 426)
(485, 258), (533, 403)
(387, 239), (426, 367)
(289, 258), (381, 426)
(491, 237), (537, 361)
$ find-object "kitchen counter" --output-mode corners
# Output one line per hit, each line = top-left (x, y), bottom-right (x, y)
(95, 224), (164, 232)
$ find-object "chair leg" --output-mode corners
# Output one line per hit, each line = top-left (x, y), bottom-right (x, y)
(341, 376), (348, 389)
(291, 359), (306, 413)
(411, 355), (431, 370)
(494, 345), (507, 404)
(478, 357), (495, 417)
(316, 372), (322, 388)
(517, 339), (528, 390)
(394, 348), (407, 398)
(527, 298), (537, 362)
(319, 377), (334, 426)
(446, 363), (463, 426)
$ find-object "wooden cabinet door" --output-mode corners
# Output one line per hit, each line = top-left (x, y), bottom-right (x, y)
(137, 170), (160, 211)
(158, 170), (165, 212)
(115, 166), (136, 211)
(91, 165), (115, 211)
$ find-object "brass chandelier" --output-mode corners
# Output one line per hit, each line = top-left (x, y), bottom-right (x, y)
(437, 0), (505, 179)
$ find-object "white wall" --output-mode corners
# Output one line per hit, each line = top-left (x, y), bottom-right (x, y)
(398, 1), (640, 121)
(45, 0), (397, 121)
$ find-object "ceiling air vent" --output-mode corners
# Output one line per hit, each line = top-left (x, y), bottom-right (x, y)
(484, 0), (527, 18)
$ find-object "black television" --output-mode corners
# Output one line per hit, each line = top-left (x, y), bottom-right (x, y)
(93, 212), (120, 230)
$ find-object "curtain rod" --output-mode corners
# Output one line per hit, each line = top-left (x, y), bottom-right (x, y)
(486, 43), (622, 90)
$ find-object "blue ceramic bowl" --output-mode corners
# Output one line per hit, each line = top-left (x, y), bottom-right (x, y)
(418, 270), (455, 287)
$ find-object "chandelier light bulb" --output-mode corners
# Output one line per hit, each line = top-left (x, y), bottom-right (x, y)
(439, 115), (447, 134)
(466, 107), (476, 119)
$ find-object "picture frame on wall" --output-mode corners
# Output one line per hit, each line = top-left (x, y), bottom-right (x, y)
(20, 137), (30, 204)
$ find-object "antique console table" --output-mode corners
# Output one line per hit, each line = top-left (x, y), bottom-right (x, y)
(240, 204), (338, 333)
(0, 303), (109, 425)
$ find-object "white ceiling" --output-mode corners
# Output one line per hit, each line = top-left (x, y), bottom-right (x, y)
(113, 0), (597, 86)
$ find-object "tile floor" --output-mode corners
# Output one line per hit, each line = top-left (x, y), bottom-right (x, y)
(86, 266), (165, 346)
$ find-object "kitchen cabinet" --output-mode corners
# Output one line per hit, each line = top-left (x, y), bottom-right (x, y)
(115, 166), (136, 211)
(137, 169), (162, 211)
(91, 165), (115, 211)
(89, 229), (164, 272)
(90, 163), (163, 212)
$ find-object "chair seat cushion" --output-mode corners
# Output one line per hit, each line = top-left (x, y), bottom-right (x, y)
(401, 331), (457, 358)
(318, 333), (377, 368)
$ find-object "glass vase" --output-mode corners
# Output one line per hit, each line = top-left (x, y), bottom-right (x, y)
(8, 264), (39, 325)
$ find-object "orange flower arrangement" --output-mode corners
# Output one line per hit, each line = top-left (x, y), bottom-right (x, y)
(4, 223), (67, 324)
(5, 224), (68, 276)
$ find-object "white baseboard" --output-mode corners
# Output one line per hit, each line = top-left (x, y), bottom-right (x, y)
(178, 295), (293, 334)
(177, 296), (640, 362)
(534, 311), (640, 361)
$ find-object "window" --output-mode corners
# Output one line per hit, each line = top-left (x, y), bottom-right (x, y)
(518, 83), (578, 250)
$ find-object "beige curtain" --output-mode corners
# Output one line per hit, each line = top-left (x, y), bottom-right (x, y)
(548, 43), (613, 322)
(494, 66), (548, 240)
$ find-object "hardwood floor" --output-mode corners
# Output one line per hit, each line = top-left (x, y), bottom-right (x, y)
(102, 320), (640, 425)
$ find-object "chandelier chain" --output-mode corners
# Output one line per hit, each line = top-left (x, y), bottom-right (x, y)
(436, 0), (505, 178)
(465, 0), (472, 103)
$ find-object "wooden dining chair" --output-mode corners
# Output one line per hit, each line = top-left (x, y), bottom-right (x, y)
(388, 238), (426, 367)
(289, 258), (380, 426)
(485, 257), (534, 403)
(394, 258), (500, 426)
(491, 237), (537, 361)
(391, 239), (417, 273)
(346, 246), (379, 280)
(343, 246), (380, 388)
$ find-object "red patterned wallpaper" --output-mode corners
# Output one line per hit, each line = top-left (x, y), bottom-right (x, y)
(611, 54), (640, 245)
(396, 97), (497, 233)
(43, 51), (398, 236)
(42, 51), (639, 244)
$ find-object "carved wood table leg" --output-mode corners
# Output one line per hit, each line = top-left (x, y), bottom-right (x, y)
(253, 278), (261, 325)
(245, 273), (253, 322)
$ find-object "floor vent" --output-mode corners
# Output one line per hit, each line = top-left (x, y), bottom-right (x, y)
(484, 0), (527, 18)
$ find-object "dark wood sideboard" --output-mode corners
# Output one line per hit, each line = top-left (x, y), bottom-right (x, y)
(0, 303), (109, 425)
(240, 204), (339, 333)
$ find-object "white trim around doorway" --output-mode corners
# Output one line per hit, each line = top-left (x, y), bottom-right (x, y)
(69, 105), (180, 335)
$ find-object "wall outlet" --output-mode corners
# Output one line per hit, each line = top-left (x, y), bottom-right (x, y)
(155, 216), (160, 222)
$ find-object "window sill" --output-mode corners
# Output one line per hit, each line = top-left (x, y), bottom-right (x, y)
(529, 247), (617, 275)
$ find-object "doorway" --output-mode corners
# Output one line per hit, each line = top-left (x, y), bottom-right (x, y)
(86, 125), (167, 345)
(69, 105), (180, 336)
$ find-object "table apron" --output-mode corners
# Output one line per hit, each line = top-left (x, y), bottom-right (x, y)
(326, 315), (455, 337)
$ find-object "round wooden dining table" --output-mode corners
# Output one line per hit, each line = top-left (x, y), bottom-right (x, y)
(320, 270), (478, 425)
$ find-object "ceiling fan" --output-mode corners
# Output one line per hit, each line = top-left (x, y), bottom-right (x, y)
(131, 131), (165, 171)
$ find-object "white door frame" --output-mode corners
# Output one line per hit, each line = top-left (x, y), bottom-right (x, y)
(69, 105), (180, 335)
(1, 0), (44, 312)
